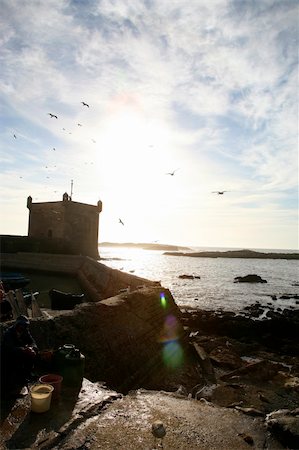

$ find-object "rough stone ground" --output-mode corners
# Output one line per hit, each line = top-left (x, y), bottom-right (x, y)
(1, 299), (299, 449)
(0, 381), (284, 449)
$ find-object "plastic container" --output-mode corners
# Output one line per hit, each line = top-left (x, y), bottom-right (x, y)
(53, 344), (75, 375)
(30, 384), (54, 413)
(64, 349), (85, 387)
(39, 374), (63, 399)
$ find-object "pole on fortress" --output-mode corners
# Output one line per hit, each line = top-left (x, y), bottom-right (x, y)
(70, 179), (73, 200)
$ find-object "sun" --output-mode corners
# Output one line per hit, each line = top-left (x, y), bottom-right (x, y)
(92, 105), (181, 242)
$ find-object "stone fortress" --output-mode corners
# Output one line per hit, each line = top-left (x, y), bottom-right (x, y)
(1, 193), (102, 258)
(27, 193), (102, 258)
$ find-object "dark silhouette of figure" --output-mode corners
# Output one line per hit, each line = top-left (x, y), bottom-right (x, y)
(48, 113), (58, 119)
(0, 315), (38, 396)
(81, 101), (89, 107)
(119, 218), (124, 226)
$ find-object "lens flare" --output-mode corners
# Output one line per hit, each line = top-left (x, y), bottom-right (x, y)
(160, 292), (167, 308)
(162, 341), (184, 368)
(158, 314), (184, 368)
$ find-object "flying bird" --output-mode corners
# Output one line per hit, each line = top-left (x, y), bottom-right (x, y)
(166, 169), (179, 176)
(13, 134), (17, 139)
(119, 218), (124, 226)
(81, 101), (89, 108)
(77, 123), (82, 127)
(212, 191), (229, 195)
(48, 113), (58, 119)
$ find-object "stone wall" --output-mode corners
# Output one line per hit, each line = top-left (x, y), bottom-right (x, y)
(1, 252), (85, 275)
(0, 287), (200, 393)
(77, 257), (159, 301)
(0, 253), (159, 301)
(0, 236), (75, 255)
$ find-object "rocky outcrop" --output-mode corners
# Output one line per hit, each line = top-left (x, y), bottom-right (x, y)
(234, 274), (267, 283)
(178, 274), (201, 280)
(1, 287), (201, 394)
(183, 307), (299, 357)
(266, 408), (299, 449)
(164, 249), (299, 259)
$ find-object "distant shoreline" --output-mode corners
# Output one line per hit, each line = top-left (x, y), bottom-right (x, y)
(163, 249), (299, 260)
(99, 242), (191, 251)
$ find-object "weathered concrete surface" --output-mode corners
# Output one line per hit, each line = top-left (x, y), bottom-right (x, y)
(42, 389), (283, 450)
(1, 384), (285, 450)
(0, 379), (120, 449)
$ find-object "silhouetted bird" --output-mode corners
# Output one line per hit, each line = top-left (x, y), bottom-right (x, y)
(166, 169), (179, 176)
(13, 134), (17, 139)
(78, 123), (82, 126)
(48, 113), (58, 119)
(81, 102), (89, 108)
(119, 218), (124, 226)
(212, 191), (229, 195)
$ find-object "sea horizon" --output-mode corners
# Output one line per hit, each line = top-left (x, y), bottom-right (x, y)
(99, 241), (299, 254)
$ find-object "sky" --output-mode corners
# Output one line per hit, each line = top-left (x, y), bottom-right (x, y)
(0, 0), (298, 250)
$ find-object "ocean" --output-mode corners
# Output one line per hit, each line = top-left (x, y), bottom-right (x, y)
(99, 246), (299, 313)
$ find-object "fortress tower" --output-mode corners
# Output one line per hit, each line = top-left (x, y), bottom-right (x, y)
(27, 193), (102, 258)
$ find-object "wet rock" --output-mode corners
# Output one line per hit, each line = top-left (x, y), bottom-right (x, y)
(234, 274), (267, 283)
(238, 433), (254, 446)
(266, 408), (299, 449)
(235, 406), (264, 416)
(193, 383), (217, 401)
(243, 303), (265, 318)
(210, 384), (246, 408)
(192, 343), (216, 383)
(209, 346), (244, 370)
(220, 360), (285, 383)
(178, 274), (201, 279)
(272, 372), (299, 392)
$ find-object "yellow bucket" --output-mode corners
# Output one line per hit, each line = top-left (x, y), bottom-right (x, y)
(30, 383), (54, 413)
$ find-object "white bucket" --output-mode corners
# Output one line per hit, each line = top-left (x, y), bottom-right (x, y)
(30, 383), (54, 413)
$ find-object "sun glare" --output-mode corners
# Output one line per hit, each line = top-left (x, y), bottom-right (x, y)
(91, 106), (184, 243)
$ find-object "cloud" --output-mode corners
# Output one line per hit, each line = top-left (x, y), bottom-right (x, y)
(0, 0), (297, 247)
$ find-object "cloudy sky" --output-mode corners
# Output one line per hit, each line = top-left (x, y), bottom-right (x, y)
(0, 0), (298, 250)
